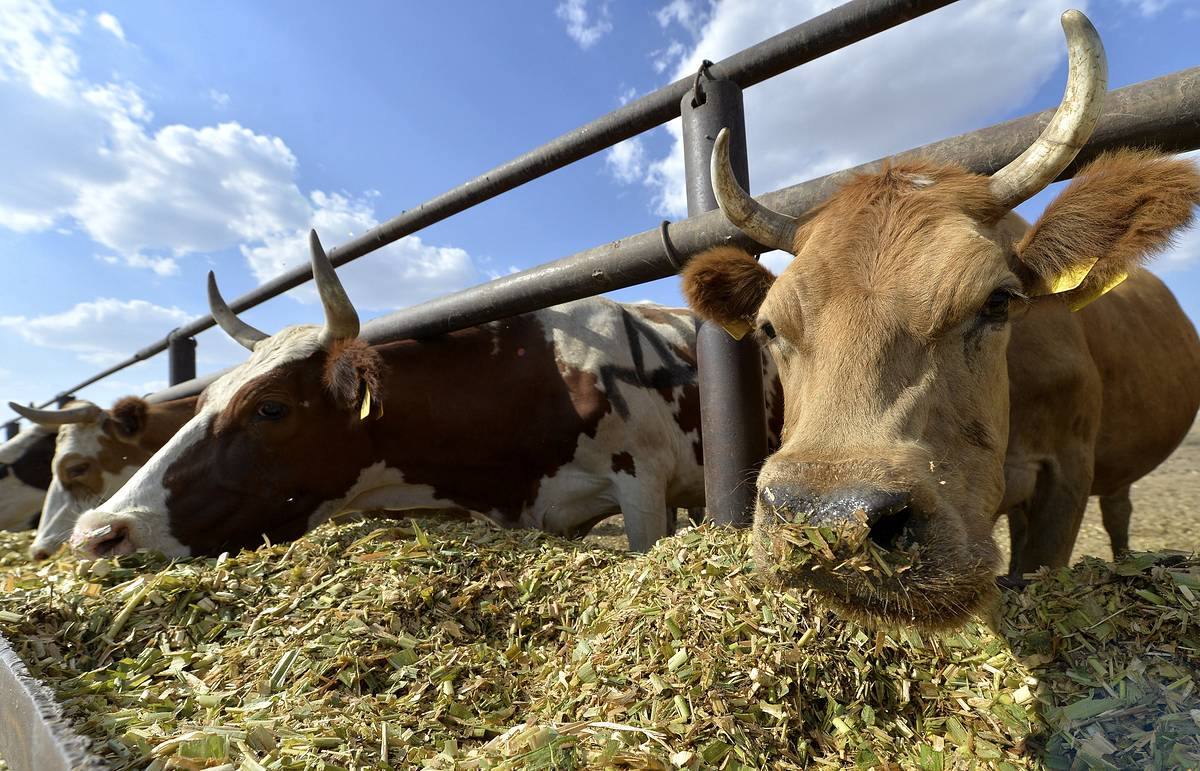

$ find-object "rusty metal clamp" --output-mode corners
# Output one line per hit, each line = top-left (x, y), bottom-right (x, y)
(690, 59), (715, 108)
(660, 220), (684, 271)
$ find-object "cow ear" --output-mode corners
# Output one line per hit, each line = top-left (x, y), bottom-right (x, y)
(1014, 150), (1200, 311)
(106, 397), (149, 439)
(681, 246), (776, 339)
(323, 340), (385, 420)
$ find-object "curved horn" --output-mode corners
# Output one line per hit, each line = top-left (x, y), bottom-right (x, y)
(207, 272), (269, 351)
(309, 230), (360, 347)
(711, 128), (799, 253)
(989, 10), (1107, 210)
(8, 400), (102, 426)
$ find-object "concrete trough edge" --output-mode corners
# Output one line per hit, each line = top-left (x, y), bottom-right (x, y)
(0, 632), (107, 770)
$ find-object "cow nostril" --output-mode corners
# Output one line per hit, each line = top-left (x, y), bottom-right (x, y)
(88, 523), (132, 558)
(867, 505), (914, 549)
(31, 548), (50, 561)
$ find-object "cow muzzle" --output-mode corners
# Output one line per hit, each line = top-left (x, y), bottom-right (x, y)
(758, 485), (917, 550)
(72, 518), (136, 558)
(754, 477), (996, 628)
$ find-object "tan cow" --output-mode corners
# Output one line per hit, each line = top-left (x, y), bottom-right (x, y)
(681, 10), (1200, 627)
(8, 396), (198, 559)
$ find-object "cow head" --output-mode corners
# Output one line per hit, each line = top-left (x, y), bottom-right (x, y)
(0, 422), (55, 531)
(9, 396), (196, 559)
(682, 11), (1200, 626)
(71, 231), (384, 558)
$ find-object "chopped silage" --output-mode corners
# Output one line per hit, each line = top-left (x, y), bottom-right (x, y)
(0, 519), (1196, 770)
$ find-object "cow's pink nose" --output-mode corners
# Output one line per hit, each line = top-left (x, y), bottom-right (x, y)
(78, 522), (135, 558)
(30, 546), (52, 561)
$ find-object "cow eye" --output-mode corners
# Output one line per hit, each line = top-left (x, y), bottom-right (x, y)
(979, 290), (1014, 324)
(760, 321), (777, 340)
(255, 401), (289, 421)
(67, 462), (90, 478)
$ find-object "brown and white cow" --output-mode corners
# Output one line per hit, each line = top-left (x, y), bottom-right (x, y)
(72, 232), (781, 557)
(681, 10), (1200, 627)
(0, 423), (56, 531)
(8, 396), (199, 559)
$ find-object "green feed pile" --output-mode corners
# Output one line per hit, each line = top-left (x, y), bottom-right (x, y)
(0, 519), (1196, 770)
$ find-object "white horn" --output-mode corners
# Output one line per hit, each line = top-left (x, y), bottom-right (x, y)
(310, 230), (360, 347)
(8, 400), (102, 426)
(989, 10), (1107, 210)
(711, 128), (799, 253)
(207, 272), (269, 351)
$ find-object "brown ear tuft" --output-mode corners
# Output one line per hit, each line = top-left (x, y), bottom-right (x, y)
(681, 246), (776, 326)
(1017, 150), (1200, 302)
(323, 339), (385, 412)
(108, 397), (149, 438)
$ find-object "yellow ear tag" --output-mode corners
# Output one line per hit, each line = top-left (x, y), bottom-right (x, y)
(1069, 270), (1128, 312)
(719, 318), (753, 341)
(1047, 255), (1101, 295)
(359, 383), (373, 421)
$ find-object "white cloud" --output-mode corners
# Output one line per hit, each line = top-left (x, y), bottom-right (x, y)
(0, 0), (480, 304)
(623, 0), (1076, 217)
(652, 40), (685, 74)
(208, 88), (230, 109)
(606, 137), (647, 184)
(0, 298), (191, 366)
(94, 11), (124, 41)
(96, 251), (179, 276)
(1117, 0), (1172, 16)
(241, 190), (479, 313)
(556, 0), (613, 49)
(655, 0), (707, 34)
(0, 0), (307, 260)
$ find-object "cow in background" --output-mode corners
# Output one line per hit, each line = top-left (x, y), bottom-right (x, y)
(9, 396), (199, 559)
(0, 423), (56, 531)
(73, 232), (780, 557)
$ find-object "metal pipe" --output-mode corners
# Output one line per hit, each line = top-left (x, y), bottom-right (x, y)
(682, 76), (767, 528)
(167, 333), (197, 386)
(4, 422), (16, 441)
(33, 0), (958, 408)
(354, 67), (1200, 342)
(100, 66), (1200, 405)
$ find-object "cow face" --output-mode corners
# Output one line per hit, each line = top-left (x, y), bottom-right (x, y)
(683, 12), (1200, 626)
(0, 423), (55, 531)
(72, 232), (380, 558)
(13, 397), (196, 560)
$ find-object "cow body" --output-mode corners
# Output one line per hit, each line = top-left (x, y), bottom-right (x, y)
(0, 424), (55, 530)
(74, 287), (780, 557)
(27, 396), (198, 559)
(1001, 267), (1200, 572)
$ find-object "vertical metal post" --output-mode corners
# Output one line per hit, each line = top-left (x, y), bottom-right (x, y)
(4, 422), (16, 440)
(168, 332), (197, 386)
(680, 70), (767, 527)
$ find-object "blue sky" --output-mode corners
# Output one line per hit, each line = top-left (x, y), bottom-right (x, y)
(1, 0), (1197, 426)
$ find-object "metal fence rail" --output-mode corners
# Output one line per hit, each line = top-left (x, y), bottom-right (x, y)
(139, 62), (1200, 412)
(13, 0), (956, 417)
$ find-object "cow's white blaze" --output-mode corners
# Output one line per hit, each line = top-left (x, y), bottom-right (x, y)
(0, 424), (55, 530)
(71, 326), (327, 556)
